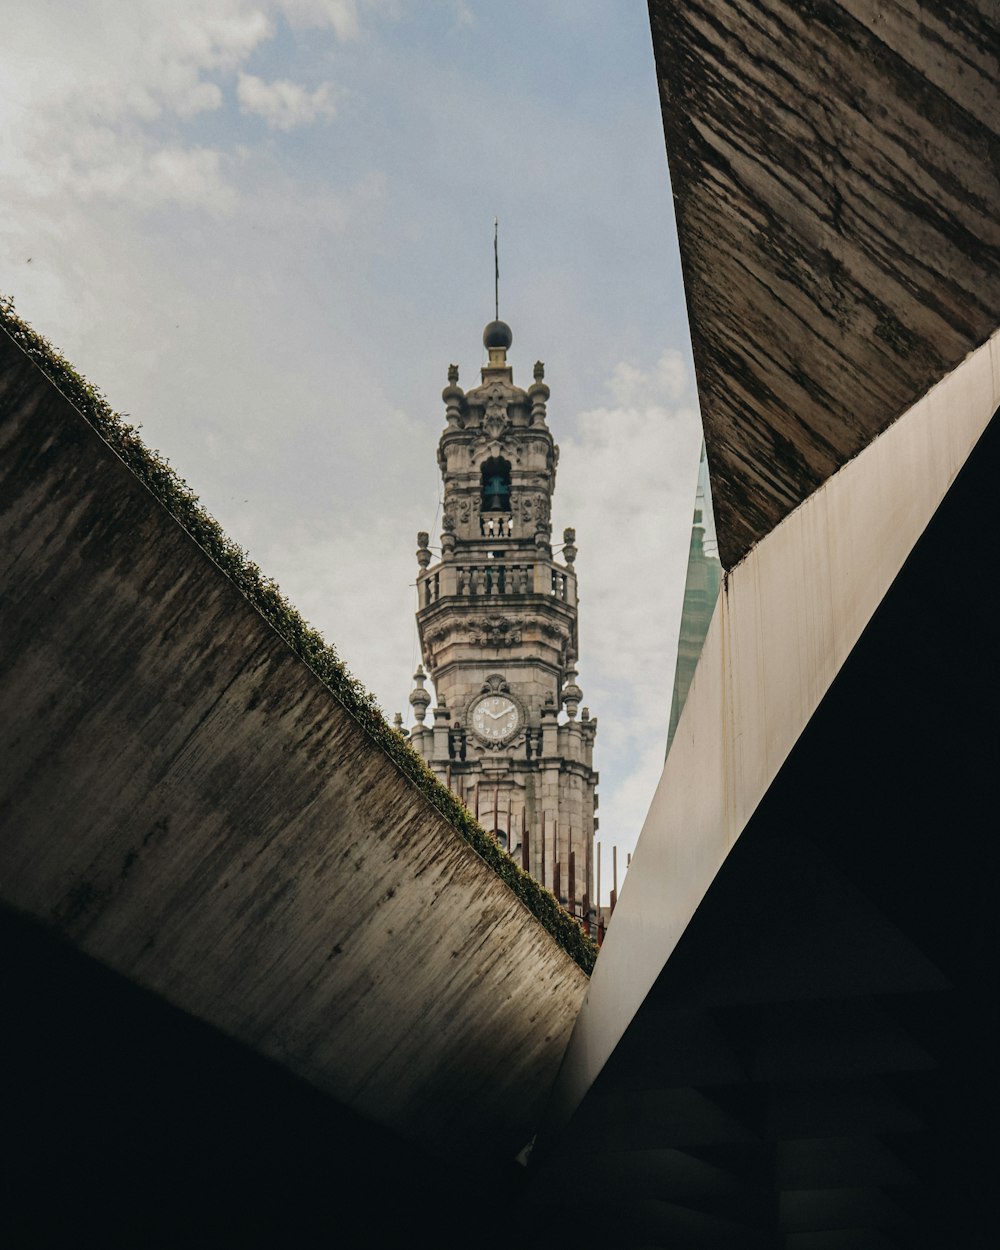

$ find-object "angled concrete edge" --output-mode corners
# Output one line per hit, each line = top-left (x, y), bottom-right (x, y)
(650, 0), (1000, 567)
(546, 328), (1000, 1127)
(0, 327), (588, 1163)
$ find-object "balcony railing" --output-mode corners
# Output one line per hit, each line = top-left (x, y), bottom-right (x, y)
(479, 512), (514, 538)
(420, 563), (572, 605)
(456, 564), (532, 596)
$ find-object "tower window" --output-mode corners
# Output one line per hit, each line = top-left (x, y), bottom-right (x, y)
(480, 457), (511, 513)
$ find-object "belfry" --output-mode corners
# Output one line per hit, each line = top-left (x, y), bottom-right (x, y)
(404, 319), (598, 922)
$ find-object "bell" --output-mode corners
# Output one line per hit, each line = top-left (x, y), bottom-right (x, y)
(483, 475), (510, 512)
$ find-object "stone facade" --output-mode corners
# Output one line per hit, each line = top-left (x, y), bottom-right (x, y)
(405, 322), (598, 919)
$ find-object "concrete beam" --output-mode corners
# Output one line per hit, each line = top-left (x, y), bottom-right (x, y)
(0, 326), (588, 1163)
(649, 0), (1000, 567)
(548, 328), (998, 1129)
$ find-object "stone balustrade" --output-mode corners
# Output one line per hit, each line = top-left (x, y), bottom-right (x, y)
(479, 512), (514, 538)
(418, 563), (576, 605)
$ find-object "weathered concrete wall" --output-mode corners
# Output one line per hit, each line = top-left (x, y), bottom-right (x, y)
(0, 326), (587, 1162)
(649, 0), (1000, 568)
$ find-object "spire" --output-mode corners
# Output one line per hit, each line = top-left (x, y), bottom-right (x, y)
(483, 219), (512, 368)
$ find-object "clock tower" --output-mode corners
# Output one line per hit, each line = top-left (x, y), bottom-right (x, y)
(405, 320), (598, 924)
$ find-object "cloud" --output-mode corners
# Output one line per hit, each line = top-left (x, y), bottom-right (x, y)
(0, 1), (372, 217)
(608, 350), (689, 407)
(62, 135), (236, 212)
(4, 2), (272, 124)
(238, 74), (339, 130)
(449, 1), (474, 26)
(1, 3), (258, 216)
(280, 0), (361, 39)
(252, 520), (422, 718)
(553, 349), (703, 873)
(0, 114), (236, 214)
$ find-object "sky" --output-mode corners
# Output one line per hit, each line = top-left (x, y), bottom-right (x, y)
(0, 0), (704, 899)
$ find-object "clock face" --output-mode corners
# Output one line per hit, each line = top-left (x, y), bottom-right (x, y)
(471, 693), (520, 743)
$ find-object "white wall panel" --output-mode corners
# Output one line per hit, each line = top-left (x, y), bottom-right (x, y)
(548, 329), (1000, 1127)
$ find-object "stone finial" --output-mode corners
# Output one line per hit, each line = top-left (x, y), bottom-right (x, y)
(442, 366), (465, 429)
(562, 527), (577, 565)
(408, 665), (431, 723)
(392, 712), (409, 737)
(416, 531), (431, 568)
(528, 365), (550, 427)
(561, 664), (583, 720)
(440, 508), (456, 554)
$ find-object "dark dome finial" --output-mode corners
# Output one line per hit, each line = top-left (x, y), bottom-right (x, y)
(483, 320), (513, 351)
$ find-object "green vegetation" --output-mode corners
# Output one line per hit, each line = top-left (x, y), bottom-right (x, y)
(0, 295), (597, 974)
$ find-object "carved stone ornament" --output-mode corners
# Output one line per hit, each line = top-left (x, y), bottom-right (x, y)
(471, 615), (524, 647)
(470, 432), (521, 468)
(481, 673), (510, 693)
(441, 508), (455, 534)
(484, 402), (509, 439)
(540, 620), (571, 653)
(467, 381), (512, 439)
(423, 625), (451, 664)
(457, 498), (473, 525)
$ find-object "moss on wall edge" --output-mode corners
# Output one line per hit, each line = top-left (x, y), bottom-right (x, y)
(0, 296), (597, 975)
